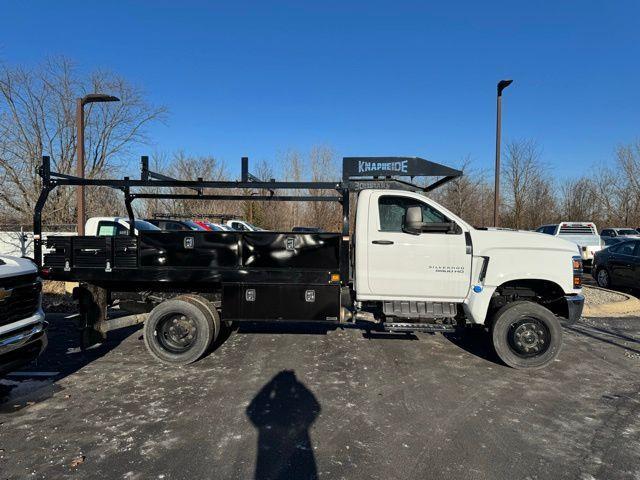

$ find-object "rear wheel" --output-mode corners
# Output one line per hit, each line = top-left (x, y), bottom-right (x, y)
(596, 268), (611, 288)
(491, 301), (563, 369)
(144, 297), (216, 365)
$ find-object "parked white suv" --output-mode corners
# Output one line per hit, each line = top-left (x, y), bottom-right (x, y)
(0, 255), (47, 375)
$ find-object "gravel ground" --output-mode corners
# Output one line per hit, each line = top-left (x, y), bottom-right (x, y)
(583, 285), (629, 306)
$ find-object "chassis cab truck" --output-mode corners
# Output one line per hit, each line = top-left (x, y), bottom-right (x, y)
(35, 155), (584, 369)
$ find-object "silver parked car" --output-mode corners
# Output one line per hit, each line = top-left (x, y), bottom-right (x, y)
(600, 228), (640, 246)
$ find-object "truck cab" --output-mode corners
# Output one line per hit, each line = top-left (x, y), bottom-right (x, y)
(85, 217), (161, 236)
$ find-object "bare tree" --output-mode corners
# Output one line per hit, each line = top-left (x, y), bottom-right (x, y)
(433, 155), (489, 226)
(0, 57), (166, 225)
(501, 139), (556, 229)
(137, 151), (230, 219)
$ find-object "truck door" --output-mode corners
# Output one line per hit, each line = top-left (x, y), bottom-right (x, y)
(366, 193), (471, 300)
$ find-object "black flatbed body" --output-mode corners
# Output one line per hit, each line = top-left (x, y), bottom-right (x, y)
(43, 230), (341, 288)
(43, 231), (344, 322)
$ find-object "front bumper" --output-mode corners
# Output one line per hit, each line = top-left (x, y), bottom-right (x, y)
(0, 309), (48, 376)
(565, 294), (585, 324)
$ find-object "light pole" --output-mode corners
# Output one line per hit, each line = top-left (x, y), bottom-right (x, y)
(493, 79), (512, 228)
(76, 94), (120, 234)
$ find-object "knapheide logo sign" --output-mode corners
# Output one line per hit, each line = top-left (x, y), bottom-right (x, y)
(358, 159), (408, 174)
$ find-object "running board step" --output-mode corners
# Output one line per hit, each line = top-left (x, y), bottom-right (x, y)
(383, 300), (458, 319)
(383, 322), (456, 333)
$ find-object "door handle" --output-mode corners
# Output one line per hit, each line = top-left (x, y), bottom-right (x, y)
(372, 240), (394, 245)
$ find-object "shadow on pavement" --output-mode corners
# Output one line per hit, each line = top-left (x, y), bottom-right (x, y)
(235, 322), (336, 336)
(565, 322), (640, 355)
(247, 370), (320, 480)
(443, 329), (503, 366)
(1, 312), (141, 411)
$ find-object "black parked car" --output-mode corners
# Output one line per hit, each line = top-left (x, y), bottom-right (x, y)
(592, 240), (640, 289)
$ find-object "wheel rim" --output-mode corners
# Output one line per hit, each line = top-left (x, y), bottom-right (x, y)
(156, 313), (198, 353)
(598, 269), (609, 287)
(506, 318), (551, 358)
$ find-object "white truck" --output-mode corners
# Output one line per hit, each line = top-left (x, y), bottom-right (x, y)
(37, 155), (584, 370)
(85, 217), (161, 236)
(225, 219), (264, 231)
(0, 255), (47, 375)
(535, 222), (602, 267)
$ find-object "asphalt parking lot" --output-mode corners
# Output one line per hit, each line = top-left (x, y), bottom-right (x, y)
(1, 313), (639, 480)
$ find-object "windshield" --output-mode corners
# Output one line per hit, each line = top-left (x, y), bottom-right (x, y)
(133, 220), (161, 231)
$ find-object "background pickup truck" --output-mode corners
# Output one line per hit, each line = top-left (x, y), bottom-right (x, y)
(536, 222), (602, 266)
(0, 255), (46, 376)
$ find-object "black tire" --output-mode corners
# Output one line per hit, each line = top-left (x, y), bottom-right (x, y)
(144, 298), (216, 365)
(596, 267), (612, 289)
(490, 301), (563, 369)
(176, 294), (221, 341)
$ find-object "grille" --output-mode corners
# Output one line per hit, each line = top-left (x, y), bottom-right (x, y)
(0, 276), (41, 328)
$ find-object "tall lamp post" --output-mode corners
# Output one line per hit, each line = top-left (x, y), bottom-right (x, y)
(493, 79), (513, 228)
(76, 94), (120, 235)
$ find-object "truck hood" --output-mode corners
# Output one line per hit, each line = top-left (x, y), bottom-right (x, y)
(470, 229), (580, 256)
(0, 255), (38, 279)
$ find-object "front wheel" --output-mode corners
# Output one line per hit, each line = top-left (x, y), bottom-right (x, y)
(491, 301), (563, 369)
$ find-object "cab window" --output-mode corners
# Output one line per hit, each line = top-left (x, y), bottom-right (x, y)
(378, 196), (448, 233)
(97, 221), (128, 236)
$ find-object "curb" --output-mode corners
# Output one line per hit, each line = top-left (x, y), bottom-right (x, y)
(582, 285), (640, 317)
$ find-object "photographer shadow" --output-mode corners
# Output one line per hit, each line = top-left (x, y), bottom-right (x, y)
(246, 370), (321, 480)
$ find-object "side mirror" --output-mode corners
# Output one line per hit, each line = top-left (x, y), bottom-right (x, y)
(403, 206), (423, 235)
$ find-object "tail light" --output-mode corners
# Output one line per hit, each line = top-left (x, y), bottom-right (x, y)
(572, 256), (583, 289)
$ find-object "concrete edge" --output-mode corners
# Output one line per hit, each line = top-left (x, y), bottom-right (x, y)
(582, 285), (640, 317)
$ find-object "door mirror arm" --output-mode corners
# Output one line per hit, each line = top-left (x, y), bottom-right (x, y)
(402, 221), (423, 235)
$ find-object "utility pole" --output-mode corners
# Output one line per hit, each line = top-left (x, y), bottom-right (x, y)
(493, 79), (513, 227)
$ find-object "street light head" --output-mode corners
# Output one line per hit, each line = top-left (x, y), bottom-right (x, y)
(82, 93), (120, 104)
(497, 79), (513, 96)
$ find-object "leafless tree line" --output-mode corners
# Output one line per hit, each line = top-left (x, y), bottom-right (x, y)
(2, 57), (639, 233)
(434, 139), (640, 231)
